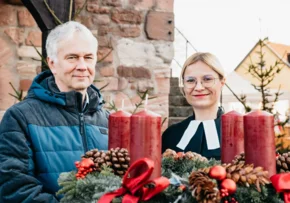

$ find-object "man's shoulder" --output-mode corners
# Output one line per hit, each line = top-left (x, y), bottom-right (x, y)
(5, 98), (46, 115)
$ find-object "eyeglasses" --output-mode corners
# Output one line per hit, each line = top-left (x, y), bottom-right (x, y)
(182, 75), (220, 89)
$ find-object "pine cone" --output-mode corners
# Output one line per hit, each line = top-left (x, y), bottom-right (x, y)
(107, 147), (130, 176)
(223, 163), (270, 192)
(232, 152), (245, 165)
(162, 149), (208, 162)
(82, 148), (130, 176)
(189, 171), (220, 203)
(276, 152), (290, 173)
(198, 163), (270, 192)
(82, 149), (107, 172)
(162, 149), (177, 158)
(185, 151), (208, 162)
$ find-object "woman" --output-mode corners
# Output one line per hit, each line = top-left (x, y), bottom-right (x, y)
(162, 52), (225, 160)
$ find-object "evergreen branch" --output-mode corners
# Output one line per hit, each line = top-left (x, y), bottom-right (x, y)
(69, 0), (73, 21)
(31, 58), (42, 62)
(132, 89), (154, 114)
(74, 0), (88, 20)
(161, 117), (167, 127)
(30, 41), (49, 68)
(107, 101), (118, 112)
(43, 0), (63, 25)
(9, 82), (24, 101)
(97, 48), (113, 63)
(225, 83), (251, 112)
(99, 82), (110, 91)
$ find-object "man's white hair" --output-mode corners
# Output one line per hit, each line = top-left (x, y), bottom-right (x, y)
(46, 21), (98, 62)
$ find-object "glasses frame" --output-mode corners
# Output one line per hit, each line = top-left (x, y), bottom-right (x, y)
(182, 76), (220, 89)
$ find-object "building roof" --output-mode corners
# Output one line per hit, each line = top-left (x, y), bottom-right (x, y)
(235, 40), (290, 71)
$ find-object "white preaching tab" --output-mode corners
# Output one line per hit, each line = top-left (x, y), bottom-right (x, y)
(176, 120), (201, 150)
(203, 120), (220, 150)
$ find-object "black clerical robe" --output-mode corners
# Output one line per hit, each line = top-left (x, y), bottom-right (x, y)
(162, 108), (223, 160)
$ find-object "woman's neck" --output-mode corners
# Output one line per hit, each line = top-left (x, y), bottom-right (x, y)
(193, 104), (219, 121)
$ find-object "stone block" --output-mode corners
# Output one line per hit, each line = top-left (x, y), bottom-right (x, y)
(18, 9), (36, 27)
(116, 38), (163, 67)
(4, 27), (25, 44)
(170, 77), (179, 86)
(94, 77), (118, 91)
(145, 11), (174, 41)
(117, 66), (151, 79)
(102, 0), (122, 7)
(17, 61), (38, 78)
(97, 47), (113, 62)
(155, 0), (174, 12)
(169, 95), (190, 106)
(155, 43), (174, 63)
(169, 86), (182, 96)
(169, 106), (192, 117)
(111, 8), (142, 24)
(153, 67), (171, 78)
(128, 0), (154, 10)
(0, 5), (17, 26)
(0, 37), (14, 66)
(87, 3), (110, 14)
(118, 77), (128, 90)
(111, 25), (141, 38)
(98, 25), (110, 36)
(20, 79), (32, 91)
(0, 66), (18, 110)
(156, 78), (169, 94)
(93, 14), (110, 25)
(25, 30), (42, 47)
(113, 91), (133, 109)
(97, 64), (115, 77)
(97, 35), (112, 47)
(137, 79), (154, 92)
(17, 46), (41, 59)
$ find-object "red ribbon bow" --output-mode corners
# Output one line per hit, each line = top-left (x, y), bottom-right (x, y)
(270, 173), (290, 203)
(98, 158), (170, 203)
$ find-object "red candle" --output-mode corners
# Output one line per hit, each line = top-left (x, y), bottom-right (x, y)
(221, 110), (244, 163)
(108, 110), (131, 151)
(130, 109), (161, 179)
(244, 110), (276, 177)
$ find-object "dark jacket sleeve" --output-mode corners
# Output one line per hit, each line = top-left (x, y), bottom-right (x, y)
(0, 106), (58, 203)
(162, 126), (172, 153)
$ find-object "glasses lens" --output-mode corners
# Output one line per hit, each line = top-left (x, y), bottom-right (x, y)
(202, 76), (216, 87)
(183, 76), (196, 88)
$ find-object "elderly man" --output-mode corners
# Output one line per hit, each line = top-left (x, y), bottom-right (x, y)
(0, 21), (108, 202)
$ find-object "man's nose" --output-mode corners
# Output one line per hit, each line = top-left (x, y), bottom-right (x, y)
(76, 57), (87, 70)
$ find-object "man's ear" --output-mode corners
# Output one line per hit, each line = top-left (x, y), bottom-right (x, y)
(47, 57), (56, 74)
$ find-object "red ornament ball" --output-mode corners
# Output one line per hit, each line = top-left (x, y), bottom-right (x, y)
(209, 165), (227, 180)
(221, 179), (237, 194)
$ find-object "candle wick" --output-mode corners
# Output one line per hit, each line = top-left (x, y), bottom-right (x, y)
(144, 94), (148, 111)
(121, 99), (124, 110)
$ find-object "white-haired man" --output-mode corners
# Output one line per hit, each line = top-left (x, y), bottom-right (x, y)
(0, 21), (109, 202)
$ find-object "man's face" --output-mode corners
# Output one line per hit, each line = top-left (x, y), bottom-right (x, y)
(48, 33), (97, 93)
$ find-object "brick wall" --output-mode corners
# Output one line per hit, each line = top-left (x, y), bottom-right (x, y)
(0, 0), (174, 130)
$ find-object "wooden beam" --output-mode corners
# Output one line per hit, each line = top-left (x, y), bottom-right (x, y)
(21, 0), (75, 69)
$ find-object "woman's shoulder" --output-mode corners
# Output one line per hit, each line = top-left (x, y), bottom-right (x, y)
(163, 115), (193, 136)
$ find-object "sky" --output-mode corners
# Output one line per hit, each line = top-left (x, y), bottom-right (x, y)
(172, 0), (290, 77)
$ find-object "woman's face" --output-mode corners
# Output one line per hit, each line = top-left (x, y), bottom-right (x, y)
(183, 61), (225, 109)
